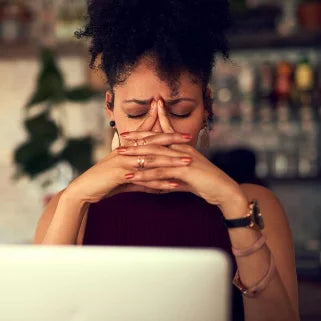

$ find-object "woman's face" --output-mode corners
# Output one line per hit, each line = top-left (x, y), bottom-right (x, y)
(105, 56), (208, 147)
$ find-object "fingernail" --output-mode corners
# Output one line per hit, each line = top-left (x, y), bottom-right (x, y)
(158, 100), (163, 108)
(120, 132), (129, 136)
(169, 181), (179, 187)
(180, 157), (192, 164)
(125, 173), (135, 179)
(116, 147), (128, 153)
(182, 134), (192, 139)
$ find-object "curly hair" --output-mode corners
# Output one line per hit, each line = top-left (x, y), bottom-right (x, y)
(75, 0), (230, 123)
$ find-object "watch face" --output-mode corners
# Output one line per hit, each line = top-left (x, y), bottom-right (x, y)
(252, 200), (264, 229)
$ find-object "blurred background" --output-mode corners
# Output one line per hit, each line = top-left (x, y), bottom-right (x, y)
(0, 0), (320, 320)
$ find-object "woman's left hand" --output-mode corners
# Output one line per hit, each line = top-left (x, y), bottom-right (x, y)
(118, 100), (248, 216)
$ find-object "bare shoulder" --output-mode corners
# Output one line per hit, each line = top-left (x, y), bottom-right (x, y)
(239, 182), (293, 249)
(239, 183), (299, 316)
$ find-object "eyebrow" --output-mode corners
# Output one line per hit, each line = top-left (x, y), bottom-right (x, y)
(123, 98), (196, 106)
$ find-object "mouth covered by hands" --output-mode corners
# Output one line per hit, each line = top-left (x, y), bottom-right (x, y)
(116, 98), (193, 193)
(116, 98), (246, 209)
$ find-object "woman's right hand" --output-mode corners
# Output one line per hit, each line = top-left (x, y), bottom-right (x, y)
(63, 100), (193, 204)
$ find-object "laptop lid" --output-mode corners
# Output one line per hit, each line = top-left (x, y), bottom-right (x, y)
(0, 245), (232, 321)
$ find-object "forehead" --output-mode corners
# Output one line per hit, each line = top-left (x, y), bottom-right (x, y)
(114, 57), (202, 100)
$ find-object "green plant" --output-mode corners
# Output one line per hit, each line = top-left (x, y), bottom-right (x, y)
(13, 48), (101, 181)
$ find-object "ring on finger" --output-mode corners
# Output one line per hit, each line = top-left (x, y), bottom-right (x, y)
(137, 156), (145, 168)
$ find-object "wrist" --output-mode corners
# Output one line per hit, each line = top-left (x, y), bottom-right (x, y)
(61, 186), (90, 209)
(219, 192), (249, 219)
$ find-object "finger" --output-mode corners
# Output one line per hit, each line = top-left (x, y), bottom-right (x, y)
(133, 180), (180, 190)
(119, 154), (192, 170)
(123, 132), (192, 146)
(126, 182), (175, 195)
(168, 143), (194, 153)
(115, 144), (192, 158)
(132, 180), (190, 192)
(157, 99), (175, 133)
(124, 166), (187, 182)
(121, 133), (156, 147)
(120, 131), (158, 140)
(136, 100), (158, 131)
(169, 144), (204, 162)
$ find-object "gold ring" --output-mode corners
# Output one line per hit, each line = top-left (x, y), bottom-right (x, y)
(137, 156), (145, 168)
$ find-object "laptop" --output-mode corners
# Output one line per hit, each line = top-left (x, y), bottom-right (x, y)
(0, 245), (232, 321)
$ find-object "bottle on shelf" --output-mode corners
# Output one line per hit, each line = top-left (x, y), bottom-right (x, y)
(277, 0), (298, 36)
(0, 1), (33, 43)
(238, 61), (256, 100)
(39, 0), (57, 47)
(271, 100), (299, 178)
(238, 97), (255, 146)
(293, 56), (315, 112)
(295, 57), (314, 93)
(274, 60), (294, 104)
(257, 61), (274, 102)
(212, 53), (320, 180)
(298, 104), (319, 178)
(255, 99), (278, 178)
(0, 1), (20, 42)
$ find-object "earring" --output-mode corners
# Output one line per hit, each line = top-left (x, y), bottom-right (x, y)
(111, 131), (121, 150)
(109, 120), (121, 150)
(200, 118), (210, 151)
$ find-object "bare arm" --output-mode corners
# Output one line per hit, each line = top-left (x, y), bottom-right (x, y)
(32, 129), (195, 245)
(228, 183), (300, 321)
(33, 189), (89, 245)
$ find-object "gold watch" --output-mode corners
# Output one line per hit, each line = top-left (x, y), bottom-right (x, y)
(223, 200), (264, 230)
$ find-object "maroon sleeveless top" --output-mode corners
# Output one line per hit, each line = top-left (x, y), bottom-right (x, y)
(83, 191), (244, 321)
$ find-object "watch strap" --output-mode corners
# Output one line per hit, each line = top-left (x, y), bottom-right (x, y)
(223, 215), (252, 228)
(223, 199), (264, 230)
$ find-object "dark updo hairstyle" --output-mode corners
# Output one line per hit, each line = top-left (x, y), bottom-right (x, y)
(75, 0), (230, 124)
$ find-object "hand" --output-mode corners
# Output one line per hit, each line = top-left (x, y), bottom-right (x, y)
(64, 101), (193, 204)
(120, 99), (188, 146)
(119, 100), (248, 216)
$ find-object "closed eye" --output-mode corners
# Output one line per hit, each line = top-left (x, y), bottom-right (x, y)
(128, 112), (191, 119)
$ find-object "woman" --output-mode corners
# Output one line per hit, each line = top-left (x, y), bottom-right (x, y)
(33, 1), (299, 320)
